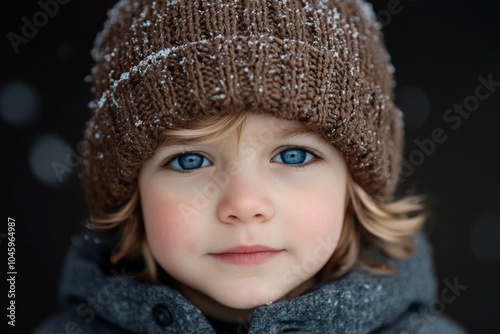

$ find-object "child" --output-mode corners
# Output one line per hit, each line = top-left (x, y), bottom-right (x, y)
(36, 0), (465, 333)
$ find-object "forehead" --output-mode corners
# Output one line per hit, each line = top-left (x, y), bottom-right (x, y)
(159, 113), (326, 147)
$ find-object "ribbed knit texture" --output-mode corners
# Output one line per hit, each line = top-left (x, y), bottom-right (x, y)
(82, 0), (403, 217)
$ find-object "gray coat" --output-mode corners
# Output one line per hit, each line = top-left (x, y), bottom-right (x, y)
(34, 230), (465, 333)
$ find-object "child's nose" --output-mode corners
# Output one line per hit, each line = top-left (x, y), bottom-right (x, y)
(216, 172), (274, 225)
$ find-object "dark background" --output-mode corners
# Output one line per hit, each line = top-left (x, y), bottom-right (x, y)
(1, 0), (499, 333)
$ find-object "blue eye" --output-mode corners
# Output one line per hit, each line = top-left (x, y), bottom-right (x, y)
(272, 148), (315, 165)
(168, 153), (211, 171)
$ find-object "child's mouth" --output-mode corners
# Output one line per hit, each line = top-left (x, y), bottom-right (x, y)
(210, 245), (285, 266)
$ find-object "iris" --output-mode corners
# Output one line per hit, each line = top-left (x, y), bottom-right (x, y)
(273, 148), (313, 165)
(169, 153), (209, 170)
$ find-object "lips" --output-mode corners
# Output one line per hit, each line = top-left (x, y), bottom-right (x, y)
(210, 245), (284, 266)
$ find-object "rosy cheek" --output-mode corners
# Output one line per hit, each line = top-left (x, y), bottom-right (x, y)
(299, 209), (342, 245)
(291, 187), (344, 245)
(142, 186), (201, 257)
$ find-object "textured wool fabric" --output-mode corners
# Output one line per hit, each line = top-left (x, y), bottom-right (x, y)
(34, 229), (465, 333)
(81, 0), (403, 218)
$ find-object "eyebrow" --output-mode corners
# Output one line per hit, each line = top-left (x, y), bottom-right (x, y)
(271, 123), (330, 148)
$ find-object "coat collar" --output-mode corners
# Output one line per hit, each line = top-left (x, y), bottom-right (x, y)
(59, 230), (436, 333)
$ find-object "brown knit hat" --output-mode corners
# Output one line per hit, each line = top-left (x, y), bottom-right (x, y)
(82, 0), (403, 218)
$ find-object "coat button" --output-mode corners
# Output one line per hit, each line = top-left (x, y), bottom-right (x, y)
(152, 304), (173, 327)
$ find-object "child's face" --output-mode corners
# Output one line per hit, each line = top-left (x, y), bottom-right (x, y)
(139, 113), (347, 314)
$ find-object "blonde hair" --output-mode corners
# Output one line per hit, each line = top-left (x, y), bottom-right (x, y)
(90, 112), (425, 282)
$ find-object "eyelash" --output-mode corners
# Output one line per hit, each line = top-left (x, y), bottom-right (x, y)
(162, 146), (321, 173)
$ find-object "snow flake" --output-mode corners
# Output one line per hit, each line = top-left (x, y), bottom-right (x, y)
(354, 0), (378, 26)
(388, 63), (396, 74)
(212, 94), (226, 100)
(166, 0), (180, 6)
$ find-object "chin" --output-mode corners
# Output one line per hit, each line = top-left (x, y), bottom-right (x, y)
(212, 286), (289, 309)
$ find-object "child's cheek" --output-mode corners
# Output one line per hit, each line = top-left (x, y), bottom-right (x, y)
(142, 187), (200, 257)
(289, 185), (345, 255)
(297, 209), (342, 249)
